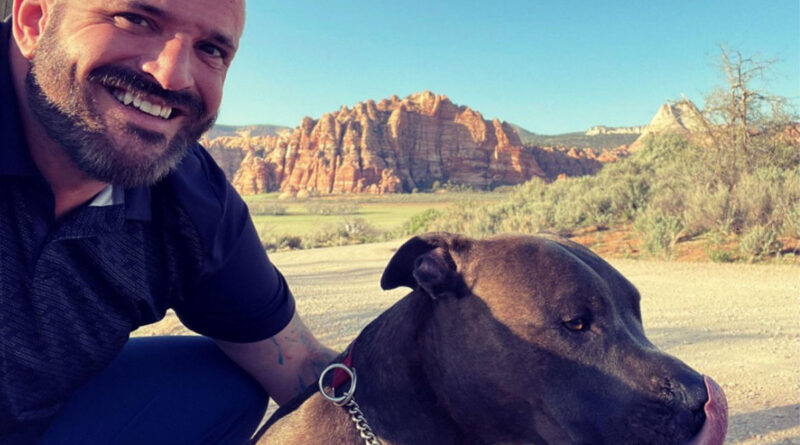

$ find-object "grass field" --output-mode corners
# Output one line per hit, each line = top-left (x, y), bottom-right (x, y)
(243, 191), (506, 237)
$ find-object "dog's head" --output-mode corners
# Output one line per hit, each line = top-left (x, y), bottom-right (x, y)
(381, 232), (727, 445)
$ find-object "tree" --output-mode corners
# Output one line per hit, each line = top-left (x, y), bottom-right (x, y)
(701, 46), (797, 190)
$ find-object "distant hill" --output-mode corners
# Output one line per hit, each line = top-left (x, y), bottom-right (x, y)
(510, 124), (639, 150)
(204, 124), (290, 139)
(629, 99), (708, 150)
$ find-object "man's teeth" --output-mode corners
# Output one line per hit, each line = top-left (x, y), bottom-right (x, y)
(112, 89), (173, 120)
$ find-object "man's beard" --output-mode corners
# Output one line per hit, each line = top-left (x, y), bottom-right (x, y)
(25, 15), (216, 188)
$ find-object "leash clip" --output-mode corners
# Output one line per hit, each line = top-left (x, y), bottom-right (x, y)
(319, 363), (357, 406)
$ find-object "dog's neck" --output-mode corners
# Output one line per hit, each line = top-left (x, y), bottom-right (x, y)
(344, 291), (484, 445)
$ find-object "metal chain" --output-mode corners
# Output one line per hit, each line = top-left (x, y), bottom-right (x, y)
(345, 398), (382, 445)
(319, 363), (382, 445)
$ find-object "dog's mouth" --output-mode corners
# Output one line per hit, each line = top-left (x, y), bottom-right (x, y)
(686, 376), (728, 445)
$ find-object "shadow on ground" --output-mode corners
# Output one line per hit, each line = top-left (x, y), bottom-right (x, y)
(729, 404), (800, 444)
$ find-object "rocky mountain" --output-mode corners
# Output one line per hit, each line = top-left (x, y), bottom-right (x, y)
(227, 91), (548, 196)
(202, 93), (662, 195)
(630, 99), (708, 149)
(200, 135), (278, 181)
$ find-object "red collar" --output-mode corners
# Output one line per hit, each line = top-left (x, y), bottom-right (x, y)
(332, 342), (355, 389)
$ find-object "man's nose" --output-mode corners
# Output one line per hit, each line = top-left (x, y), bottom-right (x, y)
(141, 35), (194, 91)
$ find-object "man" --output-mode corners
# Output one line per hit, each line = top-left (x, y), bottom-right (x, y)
(0, 0), (337, 443)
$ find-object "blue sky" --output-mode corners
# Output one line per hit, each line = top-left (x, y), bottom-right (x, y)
(217, 1), (800, 134)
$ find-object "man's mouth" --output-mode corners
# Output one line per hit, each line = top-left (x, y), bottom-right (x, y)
(108, 86), (174, 120)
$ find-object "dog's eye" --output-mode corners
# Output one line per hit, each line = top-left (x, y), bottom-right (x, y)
(563, 318), (590, 332)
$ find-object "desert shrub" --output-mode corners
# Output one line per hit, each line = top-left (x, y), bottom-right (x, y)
(440, 180), (474, 193)
(682, 186), (736, 236)
(305, 201), (360, 215)
(634, 209), (684, 258)
(396, 208), (442, 236)
(262, 234), (303, 252)
(601, 170), (651, 222)
(739, 224), (782, 262)
(782, 200), (800, 239)
(305, 217), (381, 248)
(248, 201), (288, 216)
(702, 231), (735, 263)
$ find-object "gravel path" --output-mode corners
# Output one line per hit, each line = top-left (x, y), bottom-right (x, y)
(137, 240), (800, 444)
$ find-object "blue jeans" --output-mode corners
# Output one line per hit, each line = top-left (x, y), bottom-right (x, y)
(38, 336), (268, 445)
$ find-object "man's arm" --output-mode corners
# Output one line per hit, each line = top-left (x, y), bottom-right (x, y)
(214, 311), (338, 405)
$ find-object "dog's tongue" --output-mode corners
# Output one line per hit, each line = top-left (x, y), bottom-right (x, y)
(687, 376), (728, 445)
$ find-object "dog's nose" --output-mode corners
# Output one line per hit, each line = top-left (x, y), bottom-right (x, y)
(672, 371), (709, 437)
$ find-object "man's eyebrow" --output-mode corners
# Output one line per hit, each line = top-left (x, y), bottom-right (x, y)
(127, 1), (237, 52)
(129, 1), (166, 18)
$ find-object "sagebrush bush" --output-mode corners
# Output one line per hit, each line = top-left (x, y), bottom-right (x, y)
(395, 208), (442, 237)
(305, 217), (381, 248)
(305, 201), (360, 215)
(248, 202), (288, 215)
(633, 209), (684, 258)
(261, 234), (303, 252)
(703, 231), (736, 263)
(739, 224), (782, 262)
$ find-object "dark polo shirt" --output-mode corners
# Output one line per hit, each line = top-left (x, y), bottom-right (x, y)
(0, 19), (295, 442)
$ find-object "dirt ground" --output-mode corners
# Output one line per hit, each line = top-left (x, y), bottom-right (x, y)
(135, 240), (800, 444)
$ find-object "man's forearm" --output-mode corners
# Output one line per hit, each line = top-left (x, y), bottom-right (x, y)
(267, 330), (338, 398)
(215, 312), (339, 405)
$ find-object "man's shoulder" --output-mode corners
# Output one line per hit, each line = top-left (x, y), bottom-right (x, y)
(153, 143), (247, 243)
(165, 143), (229, 203)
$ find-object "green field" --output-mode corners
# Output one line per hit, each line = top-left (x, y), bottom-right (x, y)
(244, 191), (506, 238)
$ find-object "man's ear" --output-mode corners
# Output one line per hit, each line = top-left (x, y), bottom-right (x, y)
(13, 0), (53, 59)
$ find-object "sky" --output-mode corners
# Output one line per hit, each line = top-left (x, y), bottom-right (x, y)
(216, 1), (800, 134)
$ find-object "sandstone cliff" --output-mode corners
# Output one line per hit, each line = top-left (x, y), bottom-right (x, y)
(630, 99), (709, 149)
(530, 145), (631, 179)
(225, 91), (547, 195)
(200, 135), (278, 180)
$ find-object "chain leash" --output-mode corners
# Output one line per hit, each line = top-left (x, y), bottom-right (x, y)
(319, 363), (382, 445)
(345, 398), (381, 445)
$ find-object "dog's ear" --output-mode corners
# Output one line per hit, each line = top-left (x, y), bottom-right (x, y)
(381, 232), (470, 299)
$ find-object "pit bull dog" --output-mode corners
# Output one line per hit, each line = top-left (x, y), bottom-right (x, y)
(256, 233), (728, 445)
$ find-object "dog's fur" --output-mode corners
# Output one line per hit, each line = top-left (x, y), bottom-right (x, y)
(256, 233), (710, 445)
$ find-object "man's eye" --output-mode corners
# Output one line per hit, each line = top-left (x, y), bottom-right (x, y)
(199, 43), (225, 59)
(115, 13), (152, 29)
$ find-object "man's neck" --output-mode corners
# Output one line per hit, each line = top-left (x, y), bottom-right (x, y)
(10, 37), (107, 219)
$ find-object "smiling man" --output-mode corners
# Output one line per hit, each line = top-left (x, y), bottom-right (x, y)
(0, 1), (337, 443)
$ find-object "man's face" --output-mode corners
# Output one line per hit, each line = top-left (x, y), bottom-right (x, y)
(25, 0), (245, 187)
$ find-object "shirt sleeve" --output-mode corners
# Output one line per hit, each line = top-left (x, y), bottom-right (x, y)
(168, 144), (296, 342)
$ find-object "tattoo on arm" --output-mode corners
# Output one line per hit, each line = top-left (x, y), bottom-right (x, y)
(274, 323), (338, 398)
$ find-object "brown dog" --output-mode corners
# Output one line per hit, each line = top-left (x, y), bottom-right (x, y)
(256, 233), (727, 445)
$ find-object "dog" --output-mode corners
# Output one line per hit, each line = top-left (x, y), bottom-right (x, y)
(255, 233), (727, 444)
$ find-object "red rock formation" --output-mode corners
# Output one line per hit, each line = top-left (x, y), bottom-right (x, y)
(223, 91), (547, 195)
(201, 135), (278, 181)
(232, 151), (271, 195)
(527, 144), (631, 179)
